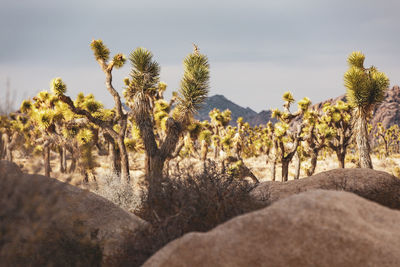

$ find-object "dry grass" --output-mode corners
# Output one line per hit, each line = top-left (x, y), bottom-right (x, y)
(91, 171), (143, 213)
(13, 149), (400, 186)
(107, 162), (262, 266)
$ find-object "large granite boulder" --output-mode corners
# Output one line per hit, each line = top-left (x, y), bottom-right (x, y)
(144, 190), (400, 266)
(251, 168), (400, 209)
(0, 160), (146, 263)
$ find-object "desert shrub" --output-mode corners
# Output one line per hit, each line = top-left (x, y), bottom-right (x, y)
(107, 161), (263, 266)
(0, 172), (102, 266)
(393, 166), (400, 178)
(345, 152), (360, 167)
(92, 171), (142, 212)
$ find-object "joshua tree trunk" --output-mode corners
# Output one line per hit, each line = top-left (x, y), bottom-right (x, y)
(307, 151), (318, 176)
(281, 159), (290, 182)
(294, 152), (301, 179)
(200, 140), (209, 170)
(336, 149), (346, 168)
(384, 139), (389, 157)
(146, 155), (164, 181)
(66, 146), (77, 173)
(0, 134), (4, 159)
(213, 145), (219, 159)
(279, 132), (301, 182)
(59, 146), (66, 173)
(133, 93), (182, 188)
(355, 111), (373, 169)
(116, 136), (130, 182)
(69, 156), (76, 173)
(271, 158), (276, 181)
(104, 133), (120, 174)
(2, 133), (12, 161)
(44, 143), (51, 177)
(2, 132), (18, 162)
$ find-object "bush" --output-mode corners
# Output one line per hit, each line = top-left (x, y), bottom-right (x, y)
(92, 171), (142, 213)
(393, 166), (400, 178)
(108, 161), (263, 266)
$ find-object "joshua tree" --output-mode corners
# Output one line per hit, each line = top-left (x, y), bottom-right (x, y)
(56, 40), (130, 181)
(125, 45), (210, 194)
(322, 101), (353, 168)
(344, 51), (390, 168)
(270, 92), (306, 182)
(302, 110), (335, 176)
(374, 123), (400, 157)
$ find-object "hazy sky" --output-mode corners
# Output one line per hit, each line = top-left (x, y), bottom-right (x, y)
(1, 0), (399, 112)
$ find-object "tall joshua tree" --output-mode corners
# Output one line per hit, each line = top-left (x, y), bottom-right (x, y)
(56, 40), (130, 181)
(344, 51), (389, 169)
(124, 45), (210, 189)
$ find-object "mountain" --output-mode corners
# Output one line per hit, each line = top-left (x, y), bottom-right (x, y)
(371, 85), (400, 129)
(195, 95), (275, 126)
(124, 85), (400, 129)
(311, 85), (400, 129)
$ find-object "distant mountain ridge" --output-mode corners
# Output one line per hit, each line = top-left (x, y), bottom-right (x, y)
(311, 85), (400, 130)
(195, 95), (275, 126)
(196, 85), (400, 128)
(124, 85), (400, 128)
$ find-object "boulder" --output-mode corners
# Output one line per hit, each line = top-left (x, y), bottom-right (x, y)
(251, 168), (400, 209)
(0, 160), (146, 260)
(144, 190), (400, 267)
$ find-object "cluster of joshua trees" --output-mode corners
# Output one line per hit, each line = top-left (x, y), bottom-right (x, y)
(0, 45), (394, 187)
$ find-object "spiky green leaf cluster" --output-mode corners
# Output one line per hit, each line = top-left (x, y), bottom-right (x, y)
(112, 53), (126, 69)
(274, 122), (289, 138)
(298, 97), (311, 112)
(227, 160), (243, 177)
(199, 129), (212, 145)
(209, 108), (231, 127)
(125, 47), (160, 100)
(316, 123), (335, 139)
(90, 39), (110, 61)
(187, 121), (203, 140)
(176, 49), (210, 115)
(84, 99), (103, 113)
(51, 78), (67, 96)
(20, 100), (32, 113)
(282, 91), (295, 104)
(347, 51), (365, 69)
(158, 82), (167, 94)
(344, 51), (389, 109)
(76, 128), (94, 145)
(62, 125), (80, 138)
(34, 110), (52, 129)
(271, 109), (281, 119)
(37, 91), (50, 103)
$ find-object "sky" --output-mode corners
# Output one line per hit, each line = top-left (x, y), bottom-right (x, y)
(1, 0), (399, 112)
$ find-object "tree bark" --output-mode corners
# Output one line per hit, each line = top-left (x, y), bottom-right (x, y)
(117, 136), (130, 182)
(270, 158), (276, 182)
(294, 152), (301, 179)
(103, 133), (120, 174)
(336, 149), (346, 168)
(281, 159), (290, 182)
(355, 112), (373, 169)
(0, 134), (4, 159)
(2, 133), (12, 161)
(44, 144), (51, 177)
(307, 151), (318, 176)
(59, 146), (66, 173)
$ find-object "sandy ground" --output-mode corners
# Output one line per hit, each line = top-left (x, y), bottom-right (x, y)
(12, 150), (400, 187)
